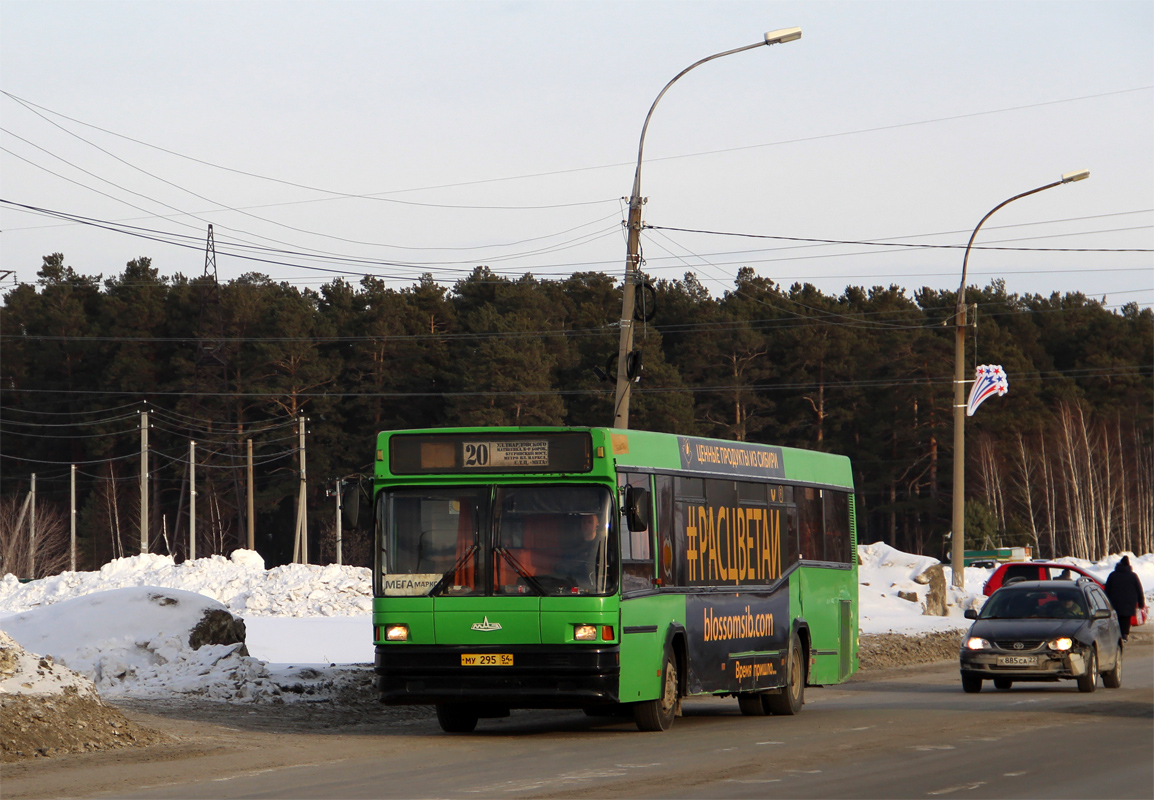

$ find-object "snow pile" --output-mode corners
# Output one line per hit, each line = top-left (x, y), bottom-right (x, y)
(0, 587), (282, 701)
(0, 630), (99, 700)
(856, 542), (990, 634)
(0, 550), (371, 618)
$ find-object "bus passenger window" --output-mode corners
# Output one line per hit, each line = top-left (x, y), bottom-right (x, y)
(797, 488), (823, 562)
(655, 475), (676, 587)
(619, 472), (654, 594)
(824, 490), (850, 563)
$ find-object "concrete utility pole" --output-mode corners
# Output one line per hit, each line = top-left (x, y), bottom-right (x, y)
(189, 440), (197, 561)
(612, 27), (802, 429)
(28, 473), (36, 579)
(334, 479), (343, 567)
(293, 416), (308, 563)
(140, 410), (149, 555)
(950, 169), (1089, 587)
(70, 464), (77, 572)
(247, 439), (255, 551)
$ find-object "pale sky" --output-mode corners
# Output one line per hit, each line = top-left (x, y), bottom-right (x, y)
(1, 1), (1151, 307)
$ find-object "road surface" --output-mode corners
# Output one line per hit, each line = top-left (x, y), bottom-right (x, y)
(5, 635), (1151, 799)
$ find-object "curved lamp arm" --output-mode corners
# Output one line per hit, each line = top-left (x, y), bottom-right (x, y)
(629, 28), (802, 200)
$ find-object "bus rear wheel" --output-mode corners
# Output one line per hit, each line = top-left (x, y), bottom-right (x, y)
(766, 633), (804, 716)
(436, 703), (479, 733)
(635, 649), (679, 731)
(738, 693), (768, 716)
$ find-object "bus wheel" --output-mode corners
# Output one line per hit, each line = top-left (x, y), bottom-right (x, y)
(766, 633), (804, 716)
(635, 649), (678, 731)
(436, 703), (479, 733)
(738, 693), (768, 716)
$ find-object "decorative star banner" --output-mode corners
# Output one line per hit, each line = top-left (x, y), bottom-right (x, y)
(966, 364), (1008, 417)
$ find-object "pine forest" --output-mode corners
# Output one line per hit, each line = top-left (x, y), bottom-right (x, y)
(1, 253), (1150, 576)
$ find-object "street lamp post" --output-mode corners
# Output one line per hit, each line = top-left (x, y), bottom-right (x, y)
(612, 28), (802, 429)
(950, 169), (1089, 587)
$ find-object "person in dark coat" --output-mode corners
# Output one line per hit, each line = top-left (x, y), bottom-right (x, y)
(1104, 556), (1146, 640)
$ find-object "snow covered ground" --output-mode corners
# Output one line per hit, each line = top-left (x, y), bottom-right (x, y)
(1, 545), (1150, 704)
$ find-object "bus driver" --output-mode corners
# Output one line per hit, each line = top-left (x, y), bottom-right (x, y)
(556, 513), (606, 589)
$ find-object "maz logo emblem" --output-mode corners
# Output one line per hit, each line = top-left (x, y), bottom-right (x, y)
(471, 617), (502, 632)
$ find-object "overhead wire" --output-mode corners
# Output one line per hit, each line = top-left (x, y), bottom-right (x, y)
(1, 364), (1145, 401)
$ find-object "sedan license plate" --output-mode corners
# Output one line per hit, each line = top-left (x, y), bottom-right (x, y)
(996, 655), (1037, 667)
(461, 653), (513, 666)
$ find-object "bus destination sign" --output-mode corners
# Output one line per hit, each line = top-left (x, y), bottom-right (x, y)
(463, 440), (549, 468)
(389, 431), (593, 474)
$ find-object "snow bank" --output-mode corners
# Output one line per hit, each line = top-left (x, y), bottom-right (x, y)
(0, 630), (99, 699)
(856, 542), (990, 635)
(0, 550), (371, 618)
(0, 587), (281, 701)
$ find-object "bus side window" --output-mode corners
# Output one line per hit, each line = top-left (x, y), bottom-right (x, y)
(619, 472), (654, 594)
(798, 487), (823, 562)
(655, 475), (675, 587)
(824, 490), (851, 563)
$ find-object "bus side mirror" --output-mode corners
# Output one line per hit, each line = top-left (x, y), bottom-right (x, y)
(624, 486), (650, 532)
(342, 481), (367, 529)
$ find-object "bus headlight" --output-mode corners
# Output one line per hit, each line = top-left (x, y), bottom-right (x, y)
(384, 624), (410, 642)
(964, 637), (991, 650)
(574, 624), (597, 641)
(1048, 637), (1073, 651)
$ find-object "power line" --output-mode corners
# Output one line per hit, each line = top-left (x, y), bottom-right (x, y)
(6, 85), (1147, 209)
(646, 223), (1154, 254)
(1, 90), (619, 211)
(2, 364), (1146, 401)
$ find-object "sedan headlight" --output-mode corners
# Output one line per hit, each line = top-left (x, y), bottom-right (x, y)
(1048, 637), (1073, 651)
(965, 637), (992, 650)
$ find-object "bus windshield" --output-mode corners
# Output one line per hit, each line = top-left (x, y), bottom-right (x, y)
(377, 485), (617, 597)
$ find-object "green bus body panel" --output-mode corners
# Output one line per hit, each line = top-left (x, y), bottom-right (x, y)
(619, 594), (687, 702)
(434, 596), (542, 645)
(374, 595), (623, 646)
(373, 596), (434, 644)
(798, 566), (858, 684)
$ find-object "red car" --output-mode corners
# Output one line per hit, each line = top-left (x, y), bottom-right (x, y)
(983, 562), (1101, 596)
(983, 561), (1146, 626)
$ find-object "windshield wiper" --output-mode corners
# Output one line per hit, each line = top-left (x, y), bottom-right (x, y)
(427, 544), (478, 596)
(494, 547), (547, 596)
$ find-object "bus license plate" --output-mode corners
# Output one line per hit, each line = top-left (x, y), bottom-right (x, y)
(996, 655), (1037, 666)
(461, 654), (513, 666)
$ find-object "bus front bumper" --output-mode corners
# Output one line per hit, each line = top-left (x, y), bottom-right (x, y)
(374, 644), (621, 708)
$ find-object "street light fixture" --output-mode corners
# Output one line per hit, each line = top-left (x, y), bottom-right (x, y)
(949, 169), (1089, 587)
(611, 28), (802, 429)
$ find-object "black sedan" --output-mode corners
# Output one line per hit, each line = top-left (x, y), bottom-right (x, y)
(960, 579), (1123, 693)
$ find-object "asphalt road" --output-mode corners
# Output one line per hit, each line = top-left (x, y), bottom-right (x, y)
(8, 637), (1152, 800)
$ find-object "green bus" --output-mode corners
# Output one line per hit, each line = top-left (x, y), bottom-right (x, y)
(368, 427), (858, 732)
